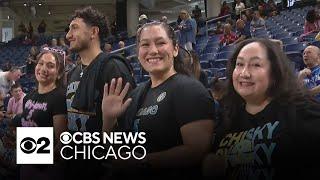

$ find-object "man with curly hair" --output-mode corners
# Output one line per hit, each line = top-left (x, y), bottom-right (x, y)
(65, 6), (135, 178)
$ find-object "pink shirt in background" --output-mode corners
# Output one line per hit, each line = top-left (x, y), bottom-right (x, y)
(7, 94), (25, 114)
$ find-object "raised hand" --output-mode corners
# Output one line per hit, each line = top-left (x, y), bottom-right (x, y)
(102, 78), (132, 120)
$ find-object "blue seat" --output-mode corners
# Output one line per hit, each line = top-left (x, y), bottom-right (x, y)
(214, 59), (228, 69)
(204, 46), (219, 54)
(217, 68), (226, 78)
(216, 51), (232, 59)
(200, 53), (215, 61)
(311, 41), (320, 48)
(208, 35), (220, 42)
(284, 43), (306, 52)
(208, 68), (219, 77)
(219, 45), (235, 53)
(200, 61), (211, 69)
(302, 32), (318, 42)
(280, 37), (298, 45)
(273, 32), (290, 39)
(286, 51), (304, 71)
(292, 30), (304, 37)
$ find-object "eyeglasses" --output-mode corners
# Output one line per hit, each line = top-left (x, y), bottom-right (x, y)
(41, 46), (66, 66)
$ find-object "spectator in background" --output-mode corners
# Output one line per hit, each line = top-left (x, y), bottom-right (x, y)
(160, 16), (168, 23)
(37, 19), (46, 34)
(209, 77), (226, 103)
(192, 5), (202, 20)
(298, 45), (320, 101)
(219, 1), (231, 17)
(213, 21), (224, 35)
(18, 22), (27, 35)
(178, 10), (196, 51)
(226, 17), (235, 30)
(257, 0), (268, 18)
(245, 9), (253, 22)
(2, 62), (12, 72)
(104, 43), (112, 53)
(137, 14), (151, 29)
(209, 77), (226, 125)
(27, 21), (33, 39)
(26, 46), (39, 75)
(234, 19), (251, 44)
(0, 67), (22, 96)
(301, 9), (320, 39)
(266, 0), (278, 16)
(58, 37), (69, 51)
(110, 16), (117, 36)
(219, 23), (237, 46)
(250, 11), (266, 30)
(235, 0), (245, 17)
(118, 41), (129, 57)
(6, 83), (25, 118)
(0, 67), (22, 111)
(181, 48), (208, 87)
(64, 56), (76, 73)
(51, 38), (58, 48)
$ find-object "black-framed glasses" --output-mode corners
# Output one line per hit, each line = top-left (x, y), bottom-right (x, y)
(41, 46), (66, 66)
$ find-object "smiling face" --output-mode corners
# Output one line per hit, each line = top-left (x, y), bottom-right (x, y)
(232, 42), (271, 102)
(66, 17), (91, 53)
(35, 52), (60, 87)
(137, 24), (178, 77)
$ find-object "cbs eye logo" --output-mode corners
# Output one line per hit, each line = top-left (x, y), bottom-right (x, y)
(20, 137), (50, 154)
(16, 127), (54, 164)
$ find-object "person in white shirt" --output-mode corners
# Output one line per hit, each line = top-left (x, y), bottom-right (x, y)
(0, 67), (22, 98)
(235, 0), (246, 16)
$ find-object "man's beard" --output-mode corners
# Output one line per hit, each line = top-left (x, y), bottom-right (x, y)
(69, 39), (90, 53)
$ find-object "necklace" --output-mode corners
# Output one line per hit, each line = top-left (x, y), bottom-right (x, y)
(80, 64), (87, 78)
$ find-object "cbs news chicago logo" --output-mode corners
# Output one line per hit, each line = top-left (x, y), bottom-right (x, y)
(16, 127), (54, 164)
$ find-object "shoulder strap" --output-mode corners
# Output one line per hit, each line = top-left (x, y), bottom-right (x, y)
(106, 54), (134, 75)
(96, 52), (136, 90)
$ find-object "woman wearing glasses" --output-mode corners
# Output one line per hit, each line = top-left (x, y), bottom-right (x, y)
(13, 49), (67, 179)
(102, 22), (215, 178)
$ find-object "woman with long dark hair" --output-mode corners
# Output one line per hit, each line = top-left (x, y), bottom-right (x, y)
(102, 21), (215, 178)
(203, 38), (320, 179)
(14, 49), (67, 180)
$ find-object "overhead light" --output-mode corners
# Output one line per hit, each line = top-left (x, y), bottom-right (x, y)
(48, 11), (51, 15)
(23, 3), (27, 7)
(7, 16), (10, 19)
(39, 3), (42, 6)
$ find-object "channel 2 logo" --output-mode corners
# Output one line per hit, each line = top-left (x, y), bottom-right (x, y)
(16, 127), (54, 164)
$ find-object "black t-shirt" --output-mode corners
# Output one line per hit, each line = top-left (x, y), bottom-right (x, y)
(21, 87), (66, 127)
(213, 100), (320, 179)
(66, 53), (135, 133)
(133, 73), (215, 153)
